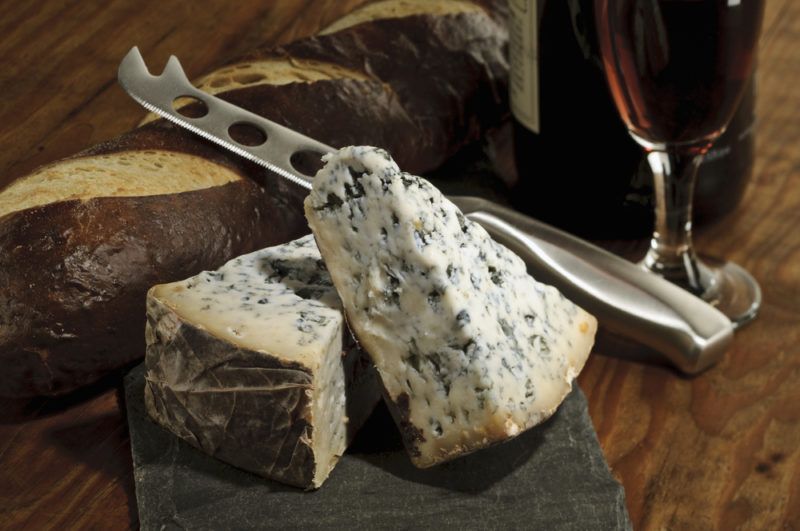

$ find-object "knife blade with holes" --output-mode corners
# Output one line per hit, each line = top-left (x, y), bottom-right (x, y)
(117, 46), (734, 374)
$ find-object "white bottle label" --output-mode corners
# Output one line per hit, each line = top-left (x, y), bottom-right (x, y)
(509, 0), (540, 133)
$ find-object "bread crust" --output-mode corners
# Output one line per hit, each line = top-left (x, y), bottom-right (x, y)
(258, 10), (509, 173)
(0, 125), (307, 396)
(0, 1), (509, 396)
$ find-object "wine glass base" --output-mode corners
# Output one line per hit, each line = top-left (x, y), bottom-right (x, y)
(699, 257), (761, 329)
(641, 255), (761, 329)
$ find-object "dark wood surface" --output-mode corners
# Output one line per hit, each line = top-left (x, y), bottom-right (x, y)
(0, 1), (798, 529)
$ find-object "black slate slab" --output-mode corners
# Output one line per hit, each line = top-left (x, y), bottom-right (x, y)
(125, 364), (631, 530)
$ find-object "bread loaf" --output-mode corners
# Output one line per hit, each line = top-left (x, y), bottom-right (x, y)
(150, 0), (509, 174)
(0, 0), (508, 396)
(0, 122), (309, 396)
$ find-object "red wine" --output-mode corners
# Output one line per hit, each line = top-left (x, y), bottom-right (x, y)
(595, 0), (764, 146)
(509, 0), (758, 238)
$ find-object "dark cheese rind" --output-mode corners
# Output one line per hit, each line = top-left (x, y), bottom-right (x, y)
(144, 318), (318, 488)
(144, 235), (380, 489)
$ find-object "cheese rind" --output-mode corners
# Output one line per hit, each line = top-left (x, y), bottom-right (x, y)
(144, 235), (379, 489)
(304, 146), (597, 468)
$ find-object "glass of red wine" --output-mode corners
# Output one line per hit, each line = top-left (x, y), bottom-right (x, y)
(594, 0), (765, 327)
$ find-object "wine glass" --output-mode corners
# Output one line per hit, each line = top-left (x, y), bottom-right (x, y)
(594, 0), (765, 327)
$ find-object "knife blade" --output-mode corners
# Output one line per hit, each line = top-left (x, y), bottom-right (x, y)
(116, 46), (733, 373)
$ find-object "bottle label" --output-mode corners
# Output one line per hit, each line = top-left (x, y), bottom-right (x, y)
(509, 0), (540, 133)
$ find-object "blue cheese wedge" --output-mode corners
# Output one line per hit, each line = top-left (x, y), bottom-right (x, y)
(304, 146), (597, 468)
(144, 235), (380, 489)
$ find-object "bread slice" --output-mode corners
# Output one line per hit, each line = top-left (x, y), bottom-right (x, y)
(305, 146), (597, 467)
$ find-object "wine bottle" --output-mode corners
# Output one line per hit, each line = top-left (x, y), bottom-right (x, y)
(694, 76), (756, 225)
(508, 0), (756, 238)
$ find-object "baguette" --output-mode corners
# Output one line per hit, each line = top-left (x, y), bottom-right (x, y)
(0, 0), (508, 396)
(0, 122), (308, 396)
(151, 0), (509, 174)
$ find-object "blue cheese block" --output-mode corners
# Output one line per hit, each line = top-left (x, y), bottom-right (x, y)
(144, 235), (380, 489)
(304, 146), (597, 468)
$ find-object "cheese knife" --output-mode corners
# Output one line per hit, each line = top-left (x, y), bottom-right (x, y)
(117, 46), (734, 374)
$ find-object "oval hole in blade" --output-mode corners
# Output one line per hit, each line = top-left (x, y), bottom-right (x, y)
(290, 150), (325, 177)
(172, 96), (208, 118)
(228, 122), (267, 147)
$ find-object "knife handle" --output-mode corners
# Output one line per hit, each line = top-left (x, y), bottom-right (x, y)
(457, 196), (732, 374)
(118, 47), (731, 375)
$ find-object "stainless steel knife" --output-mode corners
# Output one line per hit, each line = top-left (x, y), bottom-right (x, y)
(117, 46), (733, 374)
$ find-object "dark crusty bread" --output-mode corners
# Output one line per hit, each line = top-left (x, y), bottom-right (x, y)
(0, 122), (308, 396)
(157, 0), (509, 174)
(0, 0), (508, 396)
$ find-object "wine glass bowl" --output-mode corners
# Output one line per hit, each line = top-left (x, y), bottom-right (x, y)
(597, 0), (763, 147)
(594, 0), (765, 327)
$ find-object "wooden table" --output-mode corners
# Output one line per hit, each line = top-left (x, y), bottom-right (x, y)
(1, 1), (798, 529)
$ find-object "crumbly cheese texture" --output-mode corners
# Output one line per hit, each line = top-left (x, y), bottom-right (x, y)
(144, 235), (378, 489)
(304, 146), (597, 468)
(152, 235), (343, 366)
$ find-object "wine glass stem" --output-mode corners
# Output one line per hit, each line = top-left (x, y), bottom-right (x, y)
(642, 149), (709, 297)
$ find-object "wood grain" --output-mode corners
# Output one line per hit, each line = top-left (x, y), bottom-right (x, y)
(0, 0), (368, 190)
(0, 1), (798, 530)
(579, 1), (800, 529)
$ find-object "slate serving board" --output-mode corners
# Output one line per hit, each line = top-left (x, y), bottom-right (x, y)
(125, 364), (631, 530)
